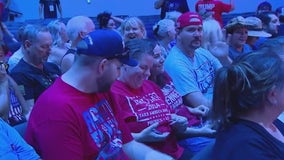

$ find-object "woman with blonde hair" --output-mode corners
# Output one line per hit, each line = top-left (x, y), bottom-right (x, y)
(120, 16), (147, 42)
(202, 18), (232, 66)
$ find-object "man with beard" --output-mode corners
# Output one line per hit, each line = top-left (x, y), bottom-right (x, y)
(25, 29), (174, 160)
(164, 12), (222, 109)
(253, 12), (281, 49)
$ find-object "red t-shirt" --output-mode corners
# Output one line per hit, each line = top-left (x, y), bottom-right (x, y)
(161, 73), (201, 127)
(0, 2), (3, 20)
(195, 0), (232, 27)
(25, 78), (132, 160)
(111, 80), (184, 159)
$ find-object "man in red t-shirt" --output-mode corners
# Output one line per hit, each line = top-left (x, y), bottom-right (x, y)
(195, 0), (234, 27)
(25, 29), (174, 160)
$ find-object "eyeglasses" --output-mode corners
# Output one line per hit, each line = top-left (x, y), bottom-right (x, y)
(0, 61), (9, 70)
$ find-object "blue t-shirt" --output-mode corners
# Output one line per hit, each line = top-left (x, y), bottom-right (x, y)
(10, 59), (61, 101)
(212, 119), (284, 160)
(164, 47), (222, 101)
(0, 118), (40, 160)
(253, 37), (268, 50)
(229, 44), (252, 61)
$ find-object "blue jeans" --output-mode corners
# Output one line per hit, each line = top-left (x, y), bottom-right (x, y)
(179, 137), (215, 154)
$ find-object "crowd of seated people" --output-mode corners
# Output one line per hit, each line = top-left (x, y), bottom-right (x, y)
(1, 1), (284, 159)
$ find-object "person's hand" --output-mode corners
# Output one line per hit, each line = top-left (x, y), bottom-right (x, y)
(199, 123), (216, 137)
(208, 41), (229, 58)
(132, 122), (170, 142)
(208, 30), (233, 66)
(170, 114), (188, 133)
(188, 105), (210, 116)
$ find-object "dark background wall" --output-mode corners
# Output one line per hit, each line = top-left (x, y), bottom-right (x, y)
(3, 0), (284, 53)
(7, 0), (284, 22)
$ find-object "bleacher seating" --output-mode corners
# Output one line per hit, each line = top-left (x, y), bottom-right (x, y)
(2, 12), (254, 37)
(5, 11), (284, 45)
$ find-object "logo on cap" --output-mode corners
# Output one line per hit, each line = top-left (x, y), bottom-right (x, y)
(189, 16), (202, 23)
(177, 12), (203, 28)
(86, 35), (93, 45)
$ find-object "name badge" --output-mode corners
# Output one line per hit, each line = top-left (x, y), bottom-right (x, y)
(49, 5), (54, 11)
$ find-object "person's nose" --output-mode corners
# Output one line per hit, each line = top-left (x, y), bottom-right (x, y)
(145, 68), (151, 77)
(116, 68), (121, 77)
(193, 30), (202, 37)
(160, 56), (165, 64)
(128, 29), (134, 33)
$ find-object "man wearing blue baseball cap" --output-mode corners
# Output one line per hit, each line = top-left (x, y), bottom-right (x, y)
(25, 29), (173, 160)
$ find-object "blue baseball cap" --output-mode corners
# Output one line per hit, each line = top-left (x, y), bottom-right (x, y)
(77, 29), (138, 66)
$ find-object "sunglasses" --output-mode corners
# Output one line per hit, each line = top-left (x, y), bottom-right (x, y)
(0, 61), (9, 70)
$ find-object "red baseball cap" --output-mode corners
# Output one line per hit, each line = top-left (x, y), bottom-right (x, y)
(176, 12), (203, 28)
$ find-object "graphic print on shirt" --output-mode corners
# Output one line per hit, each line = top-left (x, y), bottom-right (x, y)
(162, 82), (183, 110)
(8, 86), (26, 126)
(162, 82), (201, 127)
(165, 1), (181, 12)
(126, 92), (171, 126)
(83, 99), (125, 159)
(194, 60), (215, 94)
(197, 3), (216, 16)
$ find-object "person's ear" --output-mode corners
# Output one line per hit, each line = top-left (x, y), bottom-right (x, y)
(267, 85), (278, 106)
(24, 40), (32, 49)
(79, 31), (87, 39)
(167, 30), (171, 37)
(262, 24), (268, 30)
(142, 29), (146, 38)
(97, 58), (108, 74)
(176, 28), (181, 34)
(122, 65), (127, 72)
